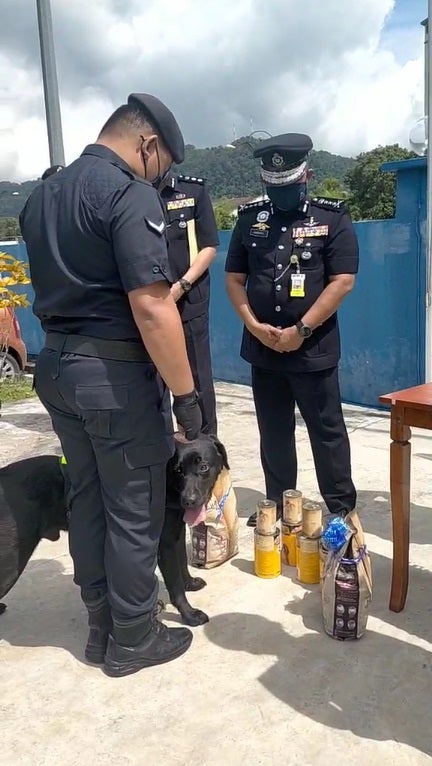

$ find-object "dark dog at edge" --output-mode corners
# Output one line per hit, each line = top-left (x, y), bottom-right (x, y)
(0, 434), (230, 627)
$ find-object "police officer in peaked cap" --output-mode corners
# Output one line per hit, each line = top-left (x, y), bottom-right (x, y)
(20, 93), (202, 677)
(225, 133), (358, 526)
(160, 169), (219, 436)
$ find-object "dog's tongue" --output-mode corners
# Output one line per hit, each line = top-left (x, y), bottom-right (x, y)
(183, 504), (207, 527)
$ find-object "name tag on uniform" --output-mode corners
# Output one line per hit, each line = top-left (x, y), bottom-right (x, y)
(249, 222), (270, 238)
(166, 197), (195, 211)
(290, 273), (305, 297)
(292, 225), (328, 238)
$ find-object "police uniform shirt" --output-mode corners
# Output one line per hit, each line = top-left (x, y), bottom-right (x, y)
(225, 196), (359, 372)
(19, 144), (172, 341)
(161, 174), (219, 321)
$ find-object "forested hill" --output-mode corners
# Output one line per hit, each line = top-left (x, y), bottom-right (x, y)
(0, 137), (355, 216)
(179, 141), (355, 199)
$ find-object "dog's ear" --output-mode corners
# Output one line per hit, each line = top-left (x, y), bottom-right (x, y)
(209, 434), (230, 470)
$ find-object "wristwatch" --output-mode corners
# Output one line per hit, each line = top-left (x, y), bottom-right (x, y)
(179, 278), (192, 293)
(296, 320), (313, 338)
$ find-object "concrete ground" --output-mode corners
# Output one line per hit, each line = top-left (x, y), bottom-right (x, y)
(1, 381), (432, 766)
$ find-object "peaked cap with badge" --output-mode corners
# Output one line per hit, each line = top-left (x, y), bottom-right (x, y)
(128, 92), (185, 164)
(254, 133), (313, 186)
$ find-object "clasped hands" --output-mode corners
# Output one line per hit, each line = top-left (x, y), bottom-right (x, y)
(251, 322), (304, 353)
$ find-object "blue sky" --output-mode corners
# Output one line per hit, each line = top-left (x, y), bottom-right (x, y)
(382, 0), (427, 63)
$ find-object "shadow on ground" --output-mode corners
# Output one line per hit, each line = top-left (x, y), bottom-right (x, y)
(0, 411), (53, 433)
(204, 609), (432, 758)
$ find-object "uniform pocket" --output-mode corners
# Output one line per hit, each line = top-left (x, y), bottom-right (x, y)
(75, 384), (129, 439)
(75, 384), (129, 411)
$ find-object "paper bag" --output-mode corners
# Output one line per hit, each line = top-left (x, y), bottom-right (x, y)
(322, 510), (372, 640)
(190, 474), (239, 570)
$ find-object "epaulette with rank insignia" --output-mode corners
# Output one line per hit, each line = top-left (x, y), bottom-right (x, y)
(178, 174), (205, 185)
(238, 198), (271, 216)
(311, 196), (345, 211)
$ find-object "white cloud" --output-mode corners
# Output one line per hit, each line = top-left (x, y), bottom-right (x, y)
(0, 0), (425, 180)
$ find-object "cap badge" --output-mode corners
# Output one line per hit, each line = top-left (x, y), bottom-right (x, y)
(271, 152), (284, 167)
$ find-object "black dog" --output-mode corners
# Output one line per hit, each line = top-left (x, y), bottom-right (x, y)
(158, 433), (230, 627)
(0, 454), (69, 614)
(0, 435), (229, 627)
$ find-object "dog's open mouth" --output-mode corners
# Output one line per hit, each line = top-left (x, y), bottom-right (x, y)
(183, 504), (207, 527)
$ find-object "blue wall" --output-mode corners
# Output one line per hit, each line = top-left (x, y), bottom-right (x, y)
(3, 157), (427, 408)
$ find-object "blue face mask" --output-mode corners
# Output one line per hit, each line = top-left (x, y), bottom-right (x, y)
(266, 183), (307, 212)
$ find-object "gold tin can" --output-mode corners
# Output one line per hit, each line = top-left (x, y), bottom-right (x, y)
(254, 529), (281, 579)
(301, 500), (323, 538)
(296, 534), (320, 585)
(256, 498), (277, 535)
(282, 489), (303, 525)
(281, 522), (301, 567)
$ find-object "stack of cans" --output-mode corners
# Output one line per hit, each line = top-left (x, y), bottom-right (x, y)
(253, 499), (281, 579)
(281, 491), (323, 585)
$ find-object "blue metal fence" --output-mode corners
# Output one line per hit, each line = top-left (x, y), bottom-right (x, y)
(3, 157), (427, 408)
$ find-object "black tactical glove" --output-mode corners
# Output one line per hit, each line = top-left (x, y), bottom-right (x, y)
(172, 390), (202, 440)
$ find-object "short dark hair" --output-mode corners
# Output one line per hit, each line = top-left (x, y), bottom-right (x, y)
(99, 104), (155, 138)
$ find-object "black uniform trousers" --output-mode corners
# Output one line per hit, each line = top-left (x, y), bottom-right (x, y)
(183, 312), (217, 436)
(251, 365), (356, 515)
(34, 347), (173, 622)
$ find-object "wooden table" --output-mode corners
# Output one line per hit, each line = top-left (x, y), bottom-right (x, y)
(379, 383), (432, 612)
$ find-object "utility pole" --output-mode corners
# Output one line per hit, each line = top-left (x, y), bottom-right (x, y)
(36, 0), (65, 166)
(424, 7), (432, 381)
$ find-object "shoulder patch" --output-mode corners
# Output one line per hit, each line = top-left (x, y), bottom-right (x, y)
(178, 174), (205, 185)
(311, 196), (345, 211)
(238, 198), (271, 216)
(144, 217), (166, 235)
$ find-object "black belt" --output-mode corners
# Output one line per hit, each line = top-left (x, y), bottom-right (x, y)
(44, 333), (152, 363)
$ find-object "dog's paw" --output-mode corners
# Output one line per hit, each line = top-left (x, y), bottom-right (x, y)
(181, 608), (209, 627)
(184, 577), (207, 592)
(0, 603), (7, 616)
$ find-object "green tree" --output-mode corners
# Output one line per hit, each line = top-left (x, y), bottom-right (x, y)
(0, 217), (21, 240)
(213, 199), (235, 230)
(313, 176), (348, 200)
(345, 144), (416, 221)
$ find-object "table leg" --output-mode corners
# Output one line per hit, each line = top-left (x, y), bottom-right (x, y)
(389, 407), (411, 612)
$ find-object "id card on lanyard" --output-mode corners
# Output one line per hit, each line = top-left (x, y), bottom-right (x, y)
(289, 254), (305, 298)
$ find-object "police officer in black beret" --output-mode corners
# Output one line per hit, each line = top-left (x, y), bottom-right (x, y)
(160, 172), (219, 435)
(20, 93), (202, 677)
(225, 133), (358, 526)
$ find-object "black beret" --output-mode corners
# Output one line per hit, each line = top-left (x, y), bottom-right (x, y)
(41, 165), (64, 180)
(254, 133), (313, 170)
(128, 92), (185, 165)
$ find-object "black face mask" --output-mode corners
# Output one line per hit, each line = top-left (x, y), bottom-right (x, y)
(152, 167), (171, 192)
(266, 183), (307, 212)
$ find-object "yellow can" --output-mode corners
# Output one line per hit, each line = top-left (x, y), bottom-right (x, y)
(254, 529), (281, 579)
(282, 489), (303, 525)
(301, 500), (322, 538)
(296, 534), (320, 585)
(281, 523), (301, 567)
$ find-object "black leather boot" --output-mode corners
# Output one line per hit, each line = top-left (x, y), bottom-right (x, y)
(103, 613), (193, 678)
(84, 596), (113, 665)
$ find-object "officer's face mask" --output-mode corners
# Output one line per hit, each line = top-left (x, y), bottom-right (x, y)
(266, 182), (307, 212)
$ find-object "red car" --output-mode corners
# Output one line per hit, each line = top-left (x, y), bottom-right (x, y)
(0, 307), (27, 379)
